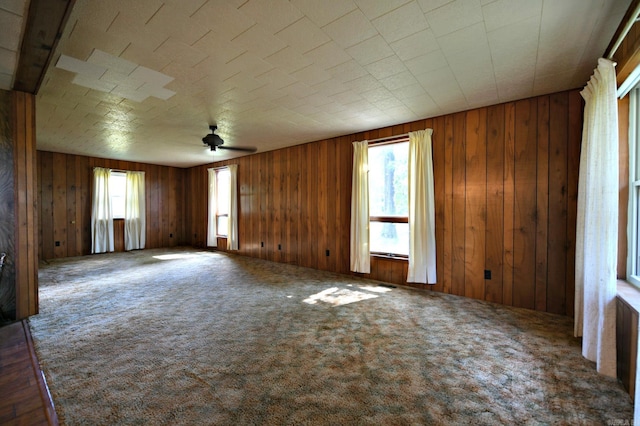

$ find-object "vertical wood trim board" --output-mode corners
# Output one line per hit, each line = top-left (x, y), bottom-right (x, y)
(13, 91), (39, 319)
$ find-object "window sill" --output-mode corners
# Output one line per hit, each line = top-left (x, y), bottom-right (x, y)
(370, 253), (408, 261)
(618, 279), (640, 313)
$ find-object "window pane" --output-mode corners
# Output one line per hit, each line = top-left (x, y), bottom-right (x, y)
(370, 221), (409, 256)
(636, 185), (640, 276)
(369, 142), (409, 217)
(216, 169), (230, 215)
(110, 172), (126, 219)
(217, 216), (228, 236)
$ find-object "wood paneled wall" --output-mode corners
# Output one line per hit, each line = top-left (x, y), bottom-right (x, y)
(617, 294), (638, 400)
(186, 89), (583, 316)
(37, 153), (187, 260)
(0, 90), (39, 321)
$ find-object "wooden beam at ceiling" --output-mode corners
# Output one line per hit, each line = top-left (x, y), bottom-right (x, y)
(13, 0), (75, 94)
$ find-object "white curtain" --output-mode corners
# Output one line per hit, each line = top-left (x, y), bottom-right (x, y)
(574, 57), (618, 378)
(124, 171), (145, 251)
(227, 164), (239, 250)
(407, 129), (437, 284)
(91, 167), (114, 254)
(207, 168), (217, 247)
(350, 140), (370, 273)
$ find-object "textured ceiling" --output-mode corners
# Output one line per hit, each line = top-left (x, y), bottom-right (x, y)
(30, 0), (630, 167)
(0, 0), (29, 89)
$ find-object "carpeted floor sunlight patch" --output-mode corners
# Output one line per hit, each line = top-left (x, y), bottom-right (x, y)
(30, 248), (633, 425)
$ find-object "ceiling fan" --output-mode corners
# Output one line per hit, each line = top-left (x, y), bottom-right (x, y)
(202, 125), (257, 153)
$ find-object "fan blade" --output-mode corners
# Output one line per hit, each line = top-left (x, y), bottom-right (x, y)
(217, 145), (257, 152)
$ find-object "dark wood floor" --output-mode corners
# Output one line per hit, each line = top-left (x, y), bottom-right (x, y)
(0, 320), (58, 425)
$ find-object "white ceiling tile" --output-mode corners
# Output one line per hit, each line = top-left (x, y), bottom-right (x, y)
(343, 74), (383, 93)
(291, 64), (332, 86)
(425, 0), (483, 37)
(416, 0), (455, 13)
(145, 4), (209, 46)
(0, 0), (27, 16)
(380, 70), (420, 90)
(0, 47), (16, 75)
(72, 75), (117, 93)
(326, 60), (368, 83)
(57, 55), (108, 79)
(346, 35), (395, 66)
(87, 49), (138, 75)
(359, 86), (394, 103)
(0, 9), (23, 51)
(354, 0), (413, 20)
(139, 82), (176, 100)
(364, 55), (408, 80)
(372, 2), (429, 43)
(303, 41), (352, 70)
(239, 0), (304, 33)
(403, 93), (441, 116)
(0, 71), (12, 90)
(129, 66), (174, 87)
(437, 22), (488, 57)
(322, 9), (378, 48)
(279, 81), (318, 98)
(310, 78), (350, 97)
(190, 1), (255, 40)
(264, 46), (313, 73)
(390, 29), (439, 61)
(482, 0), (542, 32)
(404, 49), (448, 75)
(487, 16), (538, 82)
(191, 31), (245, 63)
(232, 24), (287, 58)
(394, 81), (427, 98)
(414, 65), (466, 107)
(275, 17), (331, 54)
(291, 0), (358, 27)
(120, 43), (172, 71)
(255, 68), (298, 90)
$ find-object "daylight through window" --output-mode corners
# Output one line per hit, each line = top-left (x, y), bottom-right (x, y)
(110, 171), (126, 219)
(216, 168), (230, 237)
(368, 140), (409, 256)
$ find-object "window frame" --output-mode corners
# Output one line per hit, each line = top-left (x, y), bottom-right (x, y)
(368, 138), (410, 258)
(215, 167), (230, 238)
(110, 171), (127, 220)
(629, 90), (640, 287)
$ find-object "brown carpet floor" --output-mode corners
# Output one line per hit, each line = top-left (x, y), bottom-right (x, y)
(29, 248), (633, 425)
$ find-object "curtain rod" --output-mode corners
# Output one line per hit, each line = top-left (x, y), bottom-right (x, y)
(606, 0), (640, 59)
(366, 133), (409, 144)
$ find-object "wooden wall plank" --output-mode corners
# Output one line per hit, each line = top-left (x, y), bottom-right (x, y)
(442, 115), (454, 295)
(512, 99), (537, 310)
(503, 102), (516, 307)
(464, 108), (487, 301)
(535, 96), (550, 312)
(40, 152), (54, 260)
(52, 152), (67, 258)
(432, 116), (446, 293)
(485, 104), (504, 304)
(566, 90), (582, 318)
(451, 112), (466, 297)
(547, 92), (569, 315)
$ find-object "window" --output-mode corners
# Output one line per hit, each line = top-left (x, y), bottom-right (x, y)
(629, 90), (640, 286)
(368, 140), (409, 256)
(216, 168), (230, 237)
(110, 171), (126, 219)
